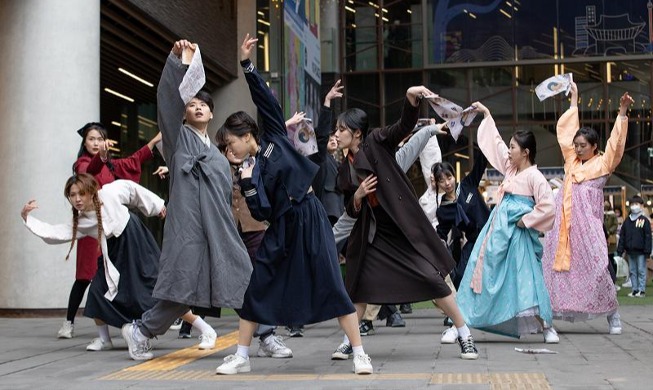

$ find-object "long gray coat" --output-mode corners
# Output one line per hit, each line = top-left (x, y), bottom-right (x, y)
(152, 54), (252, 309)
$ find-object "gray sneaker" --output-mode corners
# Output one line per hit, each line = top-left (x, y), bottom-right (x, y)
(257, 334), (293, 358)
(57, 320), (74, 339)
(608, 313), (622, 335)
(121, 322), (154, 361)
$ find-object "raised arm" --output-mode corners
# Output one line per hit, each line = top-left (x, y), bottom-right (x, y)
(461, 145), (488, 189)
(473, 102), (510, 174)
(396, 124), (438, 173)
(418, 124), (445, 184)
(157, 41), (193, 163)
(556, 81), (580, 163)
(309, 80), (343, 165)
(601, 92), (632, 173)
(240, 34), (287, 140)
(375, 86), (431, 149)
(110, 134), (161, 182)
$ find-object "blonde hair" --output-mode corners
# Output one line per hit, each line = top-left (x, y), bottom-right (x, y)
(63, 174), (103, 260)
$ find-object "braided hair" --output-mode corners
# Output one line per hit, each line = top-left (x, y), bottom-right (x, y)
(64, 173), (103, 260)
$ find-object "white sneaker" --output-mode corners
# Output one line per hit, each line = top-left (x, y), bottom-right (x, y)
(352, 353), (373, 375)
(608, 313), (622, 335)
(86, 338), (114, 351)
(169, 318), (183, 331)
(543, 327), (559, 344)
(257, 334), (293, 358)
(215, 354), (251, 375)
(622, 279), (632, 288)
(57, 320), (74, 339)
(198, 330), (217, 350)
(121, 322), (154, 361)
(441, 326), (458, 344)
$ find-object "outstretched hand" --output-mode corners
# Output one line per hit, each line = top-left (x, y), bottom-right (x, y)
(171, 40), (196, 58)
(471, 101), (490, 117)
(569, 81), (578, 107)
(354, 175), (378, 205)
(618, 92), (634, 116)
(158, 205), (167, 219)
(406, 86), (435, 107)
(240, 33), (258, 62)
(285, 111), (306, 128)
(21, 200), (38, 221)
(153, 166), (169, 179)
(324, 79), (344, 107)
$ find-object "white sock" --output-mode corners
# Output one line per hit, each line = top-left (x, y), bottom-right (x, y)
(352, 345), (365, 357)
(192, 317), (215, 335)
(236, 344), (250, 359)
(457, 324), (471, 339)
(97, 324), (111, 343)
(342, 334), (350, 345)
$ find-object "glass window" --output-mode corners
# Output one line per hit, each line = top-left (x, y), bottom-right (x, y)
(344, 73), (381, 127)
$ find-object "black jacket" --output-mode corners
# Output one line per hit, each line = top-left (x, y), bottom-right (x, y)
(617, 214), (652, 256)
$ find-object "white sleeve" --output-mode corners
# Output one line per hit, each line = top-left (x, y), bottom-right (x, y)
(102, 180), (165, 217)
(23, 215), (75, 244)
(419, 136), (442, 186)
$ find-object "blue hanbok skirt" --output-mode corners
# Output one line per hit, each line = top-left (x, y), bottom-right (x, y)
(456, 194), (553, 338)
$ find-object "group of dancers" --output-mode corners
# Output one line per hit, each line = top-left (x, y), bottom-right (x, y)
(21, 33), (635, 376)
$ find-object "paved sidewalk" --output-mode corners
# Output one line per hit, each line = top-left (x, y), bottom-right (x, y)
(0, 305), (651, 389)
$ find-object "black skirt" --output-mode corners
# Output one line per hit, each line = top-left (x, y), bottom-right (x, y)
(348, 206), (451, 304)
(84, 213), (159, 328)
(238, 193), (355, 325)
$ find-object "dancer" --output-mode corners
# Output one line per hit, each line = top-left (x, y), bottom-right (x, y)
(215, 34), (372, 375)
(455, 102), (556, 342)
(542, 81), (633, 335)
(22, 174), (165, 351)
(121, 39), (252, 361)
(57, 123), (160, 341)
(333, 92), (479, 359)
(432, 148), (489, 291)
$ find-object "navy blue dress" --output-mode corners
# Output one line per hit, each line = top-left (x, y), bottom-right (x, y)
(237, 60), (355, 325)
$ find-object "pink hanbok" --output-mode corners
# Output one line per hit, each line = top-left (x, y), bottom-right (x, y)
(542, 106), (628, 321)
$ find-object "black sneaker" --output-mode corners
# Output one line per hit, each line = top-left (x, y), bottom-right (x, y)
(443, 316), (453, 326)
(286, 326), (304, 337)
(178, 320), (193, 339)
(331, 342), (352, 360)
(399, 304), (412, 314)
(457, 335), (479, 360)
(385, 312), (406, 327)
(359, 320), (375, 336)
(637, 291), (646, 298)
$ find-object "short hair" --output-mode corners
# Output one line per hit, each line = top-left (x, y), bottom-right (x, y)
(511, 130), (537, 164)
(218, 111), (259, 143)
(629, 195), (645, 205)
(193, 90), (214, 112)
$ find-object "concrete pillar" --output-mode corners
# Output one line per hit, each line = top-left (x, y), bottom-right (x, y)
(210, 0), (257, 139)
(0, 0), (100, 308)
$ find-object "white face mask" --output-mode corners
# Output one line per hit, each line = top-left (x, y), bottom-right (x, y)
(630, 205), (641, 214)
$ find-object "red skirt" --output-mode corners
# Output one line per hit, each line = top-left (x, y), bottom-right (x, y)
(76, 236), (100, 280)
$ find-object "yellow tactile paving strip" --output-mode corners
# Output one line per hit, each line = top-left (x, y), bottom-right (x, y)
(101, 333), (551, 388)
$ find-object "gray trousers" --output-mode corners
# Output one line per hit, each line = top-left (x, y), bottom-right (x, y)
(139, 300), (190, 338)
(138, 299), (276, 340)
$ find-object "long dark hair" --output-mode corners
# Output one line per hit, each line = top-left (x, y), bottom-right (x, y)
(431, 162), (456, 206)
(511, 130), (537, 164)
(573, 127), (600, 155)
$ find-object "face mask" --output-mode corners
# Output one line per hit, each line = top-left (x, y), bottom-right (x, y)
(630, 205), (641, 214)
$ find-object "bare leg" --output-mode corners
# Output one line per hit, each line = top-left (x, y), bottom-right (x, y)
(433, 293), (466, 328)
(354, 302), (367, 321)
(338, 312), (362, 347)
(238, 318), (258, 347)
(181, 311), (197, 323)
(93, 318), (105, 326)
